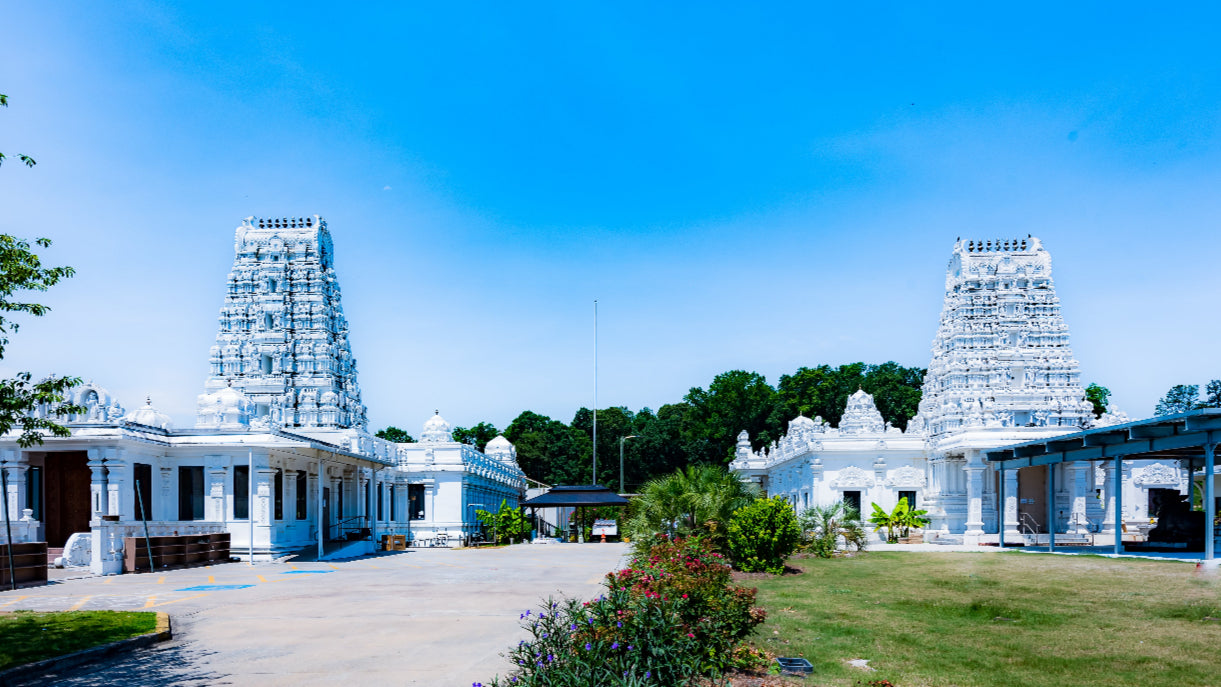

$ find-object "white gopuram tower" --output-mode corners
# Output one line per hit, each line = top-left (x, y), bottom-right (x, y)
(914, 236), (1091, 434)
(198, 215), (367, 430)
(915, 236), (1090, 542)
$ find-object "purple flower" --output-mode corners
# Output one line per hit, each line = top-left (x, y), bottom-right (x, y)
(611, 642), (620, 650)
(645, 671), (651, 678)
(627, 645), (634, 651)
(616, 621), (622, 628)
(584, 643), (592, 650)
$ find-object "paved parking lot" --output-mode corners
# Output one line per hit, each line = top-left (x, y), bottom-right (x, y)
(1, 543), (629, 686)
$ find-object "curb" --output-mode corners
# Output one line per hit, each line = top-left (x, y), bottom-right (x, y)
(0, 612), (172, 686)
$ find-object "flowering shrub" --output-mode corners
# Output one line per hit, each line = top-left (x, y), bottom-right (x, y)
(726, 497), (801, 574)
(481, 537), (766, 686)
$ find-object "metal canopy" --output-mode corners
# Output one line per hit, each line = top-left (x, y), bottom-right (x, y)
(521, 485), (629, 508)
(983, 408), (1221, 468)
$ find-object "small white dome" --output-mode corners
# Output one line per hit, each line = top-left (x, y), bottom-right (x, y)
(485, 435), (513, 451)
(789, 414), (816, 430)
(420, 411), (453, 443)
(124, 397), (174, 430)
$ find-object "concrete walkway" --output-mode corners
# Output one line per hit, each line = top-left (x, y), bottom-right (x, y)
(1, 542), (629, 686)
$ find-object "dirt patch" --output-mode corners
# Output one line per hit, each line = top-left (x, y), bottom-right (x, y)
(732, 565), (804, 581)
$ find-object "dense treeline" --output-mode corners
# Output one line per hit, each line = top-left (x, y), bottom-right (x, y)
(378, 361), (925, 491)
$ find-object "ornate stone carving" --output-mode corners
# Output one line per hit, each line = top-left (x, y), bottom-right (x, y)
(831, 466), (875, 489)
(1134, 462), (1180, 487)
(885, 465), (926, 488)
(915, 237), (1090, 437)
(420, 412), (453, 443)
(839, 391), (886, 435)
(199, 215), (367, 429)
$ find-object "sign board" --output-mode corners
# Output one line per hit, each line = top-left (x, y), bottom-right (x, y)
(592, 519), (618, 536)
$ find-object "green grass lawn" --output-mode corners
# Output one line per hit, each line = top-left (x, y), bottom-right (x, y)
(749, 552), (1221, 687)
(0, 610), (158, 671)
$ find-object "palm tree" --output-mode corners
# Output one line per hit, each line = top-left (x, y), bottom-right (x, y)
(625, 465), (760, 549)
(800, 500), (867, 556)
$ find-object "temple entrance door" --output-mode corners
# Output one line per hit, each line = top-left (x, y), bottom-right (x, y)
(43, 451), (91, 547)
(1017, 465), (1048, 534)
(323, 487), (331, 540)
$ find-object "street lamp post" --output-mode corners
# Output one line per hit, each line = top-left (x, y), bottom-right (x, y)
(619, 435), (637, 494)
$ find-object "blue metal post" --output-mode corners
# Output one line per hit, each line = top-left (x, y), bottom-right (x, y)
(1206, 443), (1215, 562)
(1113, 454), (1123, 555)
(997, 466), (1005, 549)
(1047, 464), (1055, 551)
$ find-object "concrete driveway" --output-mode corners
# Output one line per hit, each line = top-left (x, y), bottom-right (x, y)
(1, 542), (629, 686)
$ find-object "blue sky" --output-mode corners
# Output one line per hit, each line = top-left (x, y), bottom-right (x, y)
(1, 3), (1219, 433)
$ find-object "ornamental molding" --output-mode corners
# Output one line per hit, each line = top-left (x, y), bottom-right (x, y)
(831, 465), (875, 489)
(885, 465), (927, 488)
(1133, 462), (1180, 487)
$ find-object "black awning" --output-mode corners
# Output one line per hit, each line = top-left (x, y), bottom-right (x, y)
(521, 485), (629, 508)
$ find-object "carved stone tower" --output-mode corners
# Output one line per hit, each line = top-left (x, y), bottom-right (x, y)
(914, 236), (1090, 436)
(198, 215), (367, 430)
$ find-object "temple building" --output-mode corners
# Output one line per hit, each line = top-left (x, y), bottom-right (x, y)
(732, 237), (1175, 544)
(0, 216), (525, 572)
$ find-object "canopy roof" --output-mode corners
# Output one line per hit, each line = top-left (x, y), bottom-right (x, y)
(521, 485), (629, 508)
(984, 408), (1221, 468)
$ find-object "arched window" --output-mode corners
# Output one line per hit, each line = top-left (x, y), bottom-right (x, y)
(260, 354), (272, 375)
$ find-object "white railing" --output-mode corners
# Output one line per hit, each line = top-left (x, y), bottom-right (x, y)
(0, 510), (39, 544)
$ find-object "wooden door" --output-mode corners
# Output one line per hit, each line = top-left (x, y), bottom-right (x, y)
(43, 451), (91, 547)
(1017, 465), (1048, 533)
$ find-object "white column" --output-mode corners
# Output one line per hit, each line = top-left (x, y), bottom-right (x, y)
(207, 463), (227, 523)
(317, 460), (324, 560)
(1101, 460), (1118, 535)
(254, 467), (275, 556)
(1, 451), (26, 520)
(105, 458), (131, 520)
(1003, 469), (1020, 538)
(964, 463), (985, 544)
(1069, 463), (1089, 535)
(87, 449), (108, 519)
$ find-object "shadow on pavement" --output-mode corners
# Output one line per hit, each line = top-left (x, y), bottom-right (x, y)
(11, 643), (229, 687)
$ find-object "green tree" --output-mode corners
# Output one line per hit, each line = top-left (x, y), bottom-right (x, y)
(0, 94), (36, 169)
(1202, 380), (1221, 409)
(772, 361), (924, 430)
(451, 421), (499, 451)
(1085, 383), (1111, 418)
(0, 95), (83, 447)
(572, 406), (635, 487)
(375, 426), (415, 443)
(682, 370), (780, 464)
(726, 496), (801, 574)
(505, 410), (591, 486)
(624, 465), (760, 550)
(1155, 384), (1199, 416)
(799, 501), (867, 558)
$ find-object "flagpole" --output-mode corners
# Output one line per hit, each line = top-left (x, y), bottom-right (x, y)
(592, 299), (598, 487)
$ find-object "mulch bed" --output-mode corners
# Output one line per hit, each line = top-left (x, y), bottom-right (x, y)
(731, 565), (804, 581)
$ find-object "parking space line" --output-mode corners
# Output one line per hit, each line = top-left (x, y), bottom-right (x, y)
(257, 575), (267, 583)
(68, 595), (93, 611)
(157, 576), (166, 584)
(146, 593), (209, 608)
(208, 575), (215, 583)
(144, 595), (158, 608)
(328, 564), (339, 570)
(0, 595), (29, 608)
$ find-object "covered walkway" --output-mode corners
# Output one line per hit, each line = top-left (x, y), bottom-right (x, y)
(985, 408), (1221, 560)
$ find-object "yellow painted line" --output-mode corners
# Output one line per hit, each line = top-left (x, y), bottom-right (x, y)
(0, 595), (29, 608)
(290, 564), (299, 570)
(103, 578), (114, 585)
(68, 596), (93, 611)
(257, 575), (268, 583)
(144, 595), (158, 608)
(157, 576), (166, 585)
(208, 575), (215, 583)
(145, 593), (209, 608)
(327, 564), (339, 570)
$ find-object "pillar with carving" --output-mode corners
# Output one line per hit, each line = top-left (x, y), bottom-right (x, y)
(206, 457), (228, 522)
(86, 448), (108, 519)
(1100, 460), (1117, 535)
(964, 451), (985, 543)
(1069, 463), (1090, 534)
(1, 449), (26, 521)
(105, 456), (131, 520)
(1003, 469), (1020, 538)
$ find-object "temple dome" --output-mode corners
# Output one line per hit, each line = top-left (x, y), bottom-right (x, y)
(485, 435), (513, 452)
(421, 411), (453, 443)
(789, 414), (816, 431)
(838, 390), (886, 435)
(124, 397), (174, 430)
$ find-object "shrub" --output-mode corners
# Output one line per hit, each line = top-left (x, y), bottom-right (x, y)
(481, 537), (766, 686)
(475, 499), (531, 544)
(726, 497), (801, 574)
(799, 501), (867, 558)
